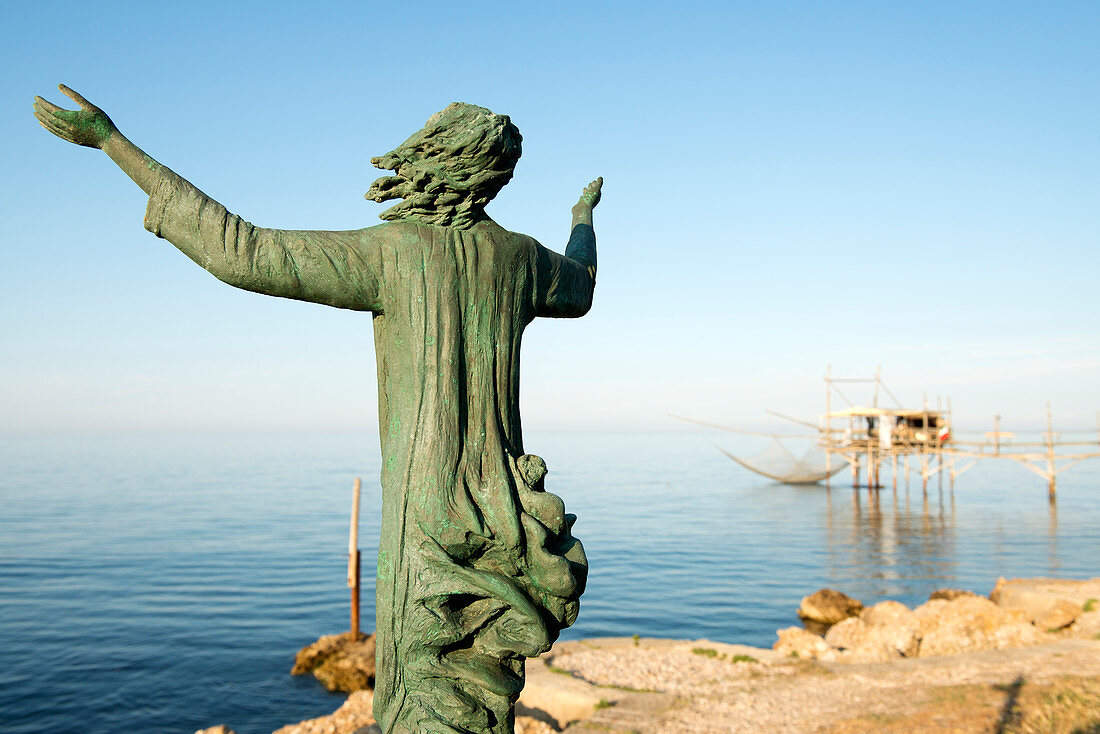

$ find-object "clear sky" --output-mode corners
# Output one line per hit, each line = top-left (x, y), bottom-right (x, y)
(2, 1), (1097, 436)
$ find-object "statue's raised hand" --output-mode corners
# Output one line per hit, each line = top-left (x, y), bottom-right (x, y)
(572, 177), (603, 217)
(33, 85), (116, 149)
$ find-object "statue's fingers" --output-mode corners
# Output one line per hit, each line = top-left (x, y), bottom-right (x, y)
(34, 95), (66, 116)
(33, 102), (72, 126)
(33, 106), (68, 130)
(34, 116), (70, 140)
(34, 108), (74, 138)
(59, 84), (94, 111)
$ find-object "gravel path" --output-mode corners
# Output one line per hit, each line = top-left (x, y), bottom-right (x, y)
(546, 637), (1100, 733)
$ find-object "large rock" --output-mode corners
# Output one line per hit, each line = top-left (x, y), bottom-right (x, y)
(798, 589), (863, 628)
(1034, 599), (1082, 631)
(914, 596), (1035, 657)
(929, 588), (980, 602)
(292, 632), (376, 693)
(822, 602), (920, 662)
(1067, 610), (1100, 639)
(861, 601), (920, 658)
(824, 617), (896, 662)
(773, 626), (833, 660)
(861, 600), (918, 629)
(274, 689), (377, 734)
(991, 622), (1044, 649)
(990, 577), (1100, 622)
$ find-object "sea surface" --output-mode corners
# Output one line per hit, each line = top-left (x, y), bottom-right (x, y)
(2, 431), (1098, 733)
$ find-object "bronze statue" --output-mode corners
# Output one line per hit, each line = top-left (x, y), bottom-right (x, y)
(34, 85), (600, 734)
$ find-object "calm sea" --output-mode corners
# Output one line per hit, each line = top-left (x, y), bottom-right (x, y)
(2, 431), (1098, 733)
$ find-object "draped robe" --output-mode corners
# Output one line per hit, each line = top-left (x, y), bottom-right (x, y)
(143, 169), (594, 733)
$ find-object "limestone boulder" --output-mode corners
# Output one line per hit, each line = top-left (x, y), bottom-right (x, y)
(860, 601), (920, 658)
(824, 604), (919, 662)
(914, 597), (1030, 656)
(991, 622), (1045, 649)
(798, 589), (863, 628)
(990, 577), (1100, 622)
(861, 600), (918, 629)
(1067, 610), (1100, 639)
(824, 617), (865, 649)
(824, 617), (898, 662)
(774, 626), (833, 660)
(1034, 599), (1082, 631)
(516, 717), (557, 734)
(292, 632), (376, 693)
(929, 588), (980, 602)
(274, 689), (376, 734)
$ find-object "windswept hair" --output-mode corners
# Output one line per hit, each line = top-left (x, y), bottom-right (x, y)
(365, 102), (522, 229)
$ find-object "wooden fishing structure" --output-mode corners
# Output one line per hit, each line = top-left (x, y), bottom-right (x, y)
(348, 477), (362, 639)
(674, 368), (1100, 500)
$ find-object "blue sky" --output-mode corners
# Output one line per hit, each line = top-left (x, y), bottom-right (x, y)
(2, 1), (1097, 435)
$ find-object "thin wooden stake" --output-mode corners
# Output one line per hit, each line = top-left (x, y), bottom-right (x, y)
(1046, 404), (1057, 500)
(349, 477), (362, 639)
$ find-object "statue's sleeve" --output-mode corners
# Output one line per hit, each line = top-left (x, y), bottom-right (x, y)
(532, 224), (596, 318)
(143, 169), (383, 312)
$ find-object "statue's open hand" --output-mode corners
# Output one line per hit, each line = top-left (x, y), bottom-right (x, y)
(572, 177), (603, 216)
(33, 85), (116, 149)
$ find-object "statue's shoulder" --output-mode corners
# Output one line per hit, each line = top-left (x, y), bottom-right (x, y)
(471, 218), (542, 253)
(360, 218), (540, 256)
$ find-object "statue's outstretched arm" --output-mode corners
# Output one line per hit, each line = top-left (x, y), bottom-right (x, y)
(33, 85), (383, 313)
(534, 178), (601, 318)
(34, 84), (160, 194)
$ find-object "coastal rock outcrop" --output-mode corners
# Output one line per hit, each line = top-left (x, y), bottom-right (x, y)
(823, 601), (921, 661)
(929, 588), (980, 602)
(291, 632), (376, 693)
(797, 588), (863, 628)
(272, 689), (377, 734)
(914, 596), (1033, 656)
(1034, 599), (1082, 631)
(990, 577), (1100, 620)
(1068, 610), (1100, 638)
(775, 579), (1099, 663)
(774, 626), (834, 659)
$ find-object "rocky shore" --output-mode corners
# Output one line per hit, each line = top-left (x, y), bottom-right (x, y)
(197, 577), (1100, 734)
(776, 577), (1100, 663)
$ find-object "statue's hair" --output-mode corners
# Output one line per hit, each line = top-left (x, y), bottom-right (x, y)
(365, 102), (522, 229)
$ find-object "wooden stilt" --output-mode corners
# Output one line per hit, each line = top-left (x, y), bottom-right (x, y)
(1046, 403), (1057, 501)
(348, 477), (362, 639)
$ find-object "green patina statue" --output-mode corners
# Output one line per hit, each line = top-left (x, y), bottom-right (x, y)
(34, 85), (599, 734)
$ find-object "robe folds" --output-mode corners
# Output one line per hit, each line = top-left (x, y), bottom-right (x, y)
(144, 169), (594, 734)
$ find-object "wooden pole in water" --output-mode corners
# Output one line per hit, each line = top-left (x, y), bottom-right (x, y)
(349, 477), (362, 639)
(947, 397), (955, 491)
(825, 365), (832, 489)
(1046, 403), (1057, 500)
(937, 397), (943, 491)
(921, 397), (930, 494)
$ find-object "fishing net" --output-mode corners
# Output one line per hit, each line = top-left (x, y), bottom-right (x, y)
(716, 439), (848, 484)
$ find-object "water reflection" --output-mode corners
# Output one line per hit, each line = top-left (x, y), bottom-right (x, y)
(818, 478), (1066, 605)
(1047, 500), (1060, 576)
(823, 485), (957, 600)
